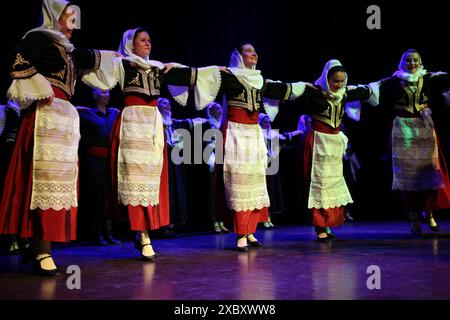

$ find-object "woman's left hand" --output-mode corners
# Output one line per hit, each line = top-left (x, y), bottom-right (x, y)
(163, 63), (175, 74)
(219, 66), (230, 73)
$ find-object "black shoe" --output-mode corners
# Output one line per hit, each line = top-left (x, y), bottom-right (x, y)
(317, 233), (330, 242)
(429, 224), (440, 232)
(235, 246), (249, 252)
(427, 216), (440, 232)
(104, 234), (122, 245)
(245, 234), (263, 248)
(161, 229), (176, 239)
(93, 234), (108, 246)
(248, 240), (263, 248)
(7, 241), (21, 255)
(262, 222), (272, 229)
(33, 255), (58, 276)
(134, 239), (156, 262)
(409, 218), (423, 235)
(317, 236), (330, 242)
(326, 231), (337, 239)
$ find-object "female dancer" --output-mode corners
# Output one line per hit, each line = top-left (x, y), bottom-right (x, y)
(82, 28), (220, 260)
(171, 43), (307, 250)
(0, 0), (103, 275)
(378, 49), (450, 234)
(298, 59), (378, 241)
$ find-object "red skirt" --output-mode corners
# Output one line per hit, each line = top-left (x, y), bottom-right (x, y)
(0, 105), (77, 242)
(303, 121), (344, 228)
(109, 111), (170, 231)
(214, 114), (268, 235)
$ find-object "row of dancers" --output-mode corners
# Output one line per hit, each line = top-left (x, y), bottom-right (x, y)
(0, 0), (449, 276)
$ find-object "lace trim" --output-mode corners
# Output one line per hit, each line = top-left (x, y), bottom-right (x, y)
(118, 182), (160, 207)
(223, 163), (267, 174)
(392, 178), (444, 192)
(36, 98), (79, 131)
(122, 123), (157, 138)
(393, 146), (438, 160)
(34, 145), (78, 161)
(312, 161), (344, 178)
(36, 112), (79, 132)
(119, 148), (162, 165)
(30, 182), (77, 211)
(225, 189), (270, 212)
(7, 74), (53, 109)
(223, 168), (269, 212)
(32, 182), (75, 193)
(392, 171), (444, 191)
(36, 116), (75, 132)
(308, 187), (353, 209)
(392, 157), (443, 191)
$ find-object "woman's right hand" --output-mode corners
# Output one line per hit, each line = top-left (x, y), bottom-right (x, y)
(219, 66), (230, 73)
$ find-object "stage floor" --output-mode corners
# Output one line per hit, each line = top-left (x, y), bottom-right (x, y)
(1, 220), (450, 300)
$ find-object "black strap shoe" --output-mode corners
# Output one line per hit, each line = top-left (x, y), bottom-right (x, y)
(105, 234), (122, 245)
(134, 239), (156, 262)
(33, 255), (58, 276)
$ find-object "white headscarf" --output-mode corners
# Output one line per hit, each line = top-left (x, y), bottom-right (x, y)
(25, 0), (80, 53)
(258, 113), (270, 126)
(157, 97), (173, 126)
(207, 102), (222, 129)
(314, 59), (348, 105)
(228, 48), (263, 89)
(258, 113), (279, 140)
(118, 28), (165, 70)
(393, 49), (427, 83)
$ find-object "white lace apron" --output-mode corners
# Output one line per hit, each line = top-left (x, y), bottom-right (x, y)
(117, 105), (164, 206)
(392, 117), (443, 191)
(31, 98), (79, 210)
(308, 131), (353, 209)
(223, 121), (270, 211)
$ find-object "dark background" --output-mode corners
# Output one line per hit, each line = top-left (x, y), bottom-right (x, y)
(1, 0), (450, 226)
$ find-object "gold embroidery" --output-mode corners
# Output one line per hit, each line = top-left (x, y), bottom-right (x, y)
(122, 65), (160, 97)
(51, 65), (66, 80)
(11, 66), (37, 79)
(189, 67), (197, 88)
(398, 77), (426, 114)
(129, 73), (141, 86)
(310, 90), (345, 129)
(45, 44), (75, 98)
(283, 83), (292, 101)
(255, 89), (261, 103)
(235, 90), (246, 102)
(12, 53), (30, 69)
(319, 104), (331, 117)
